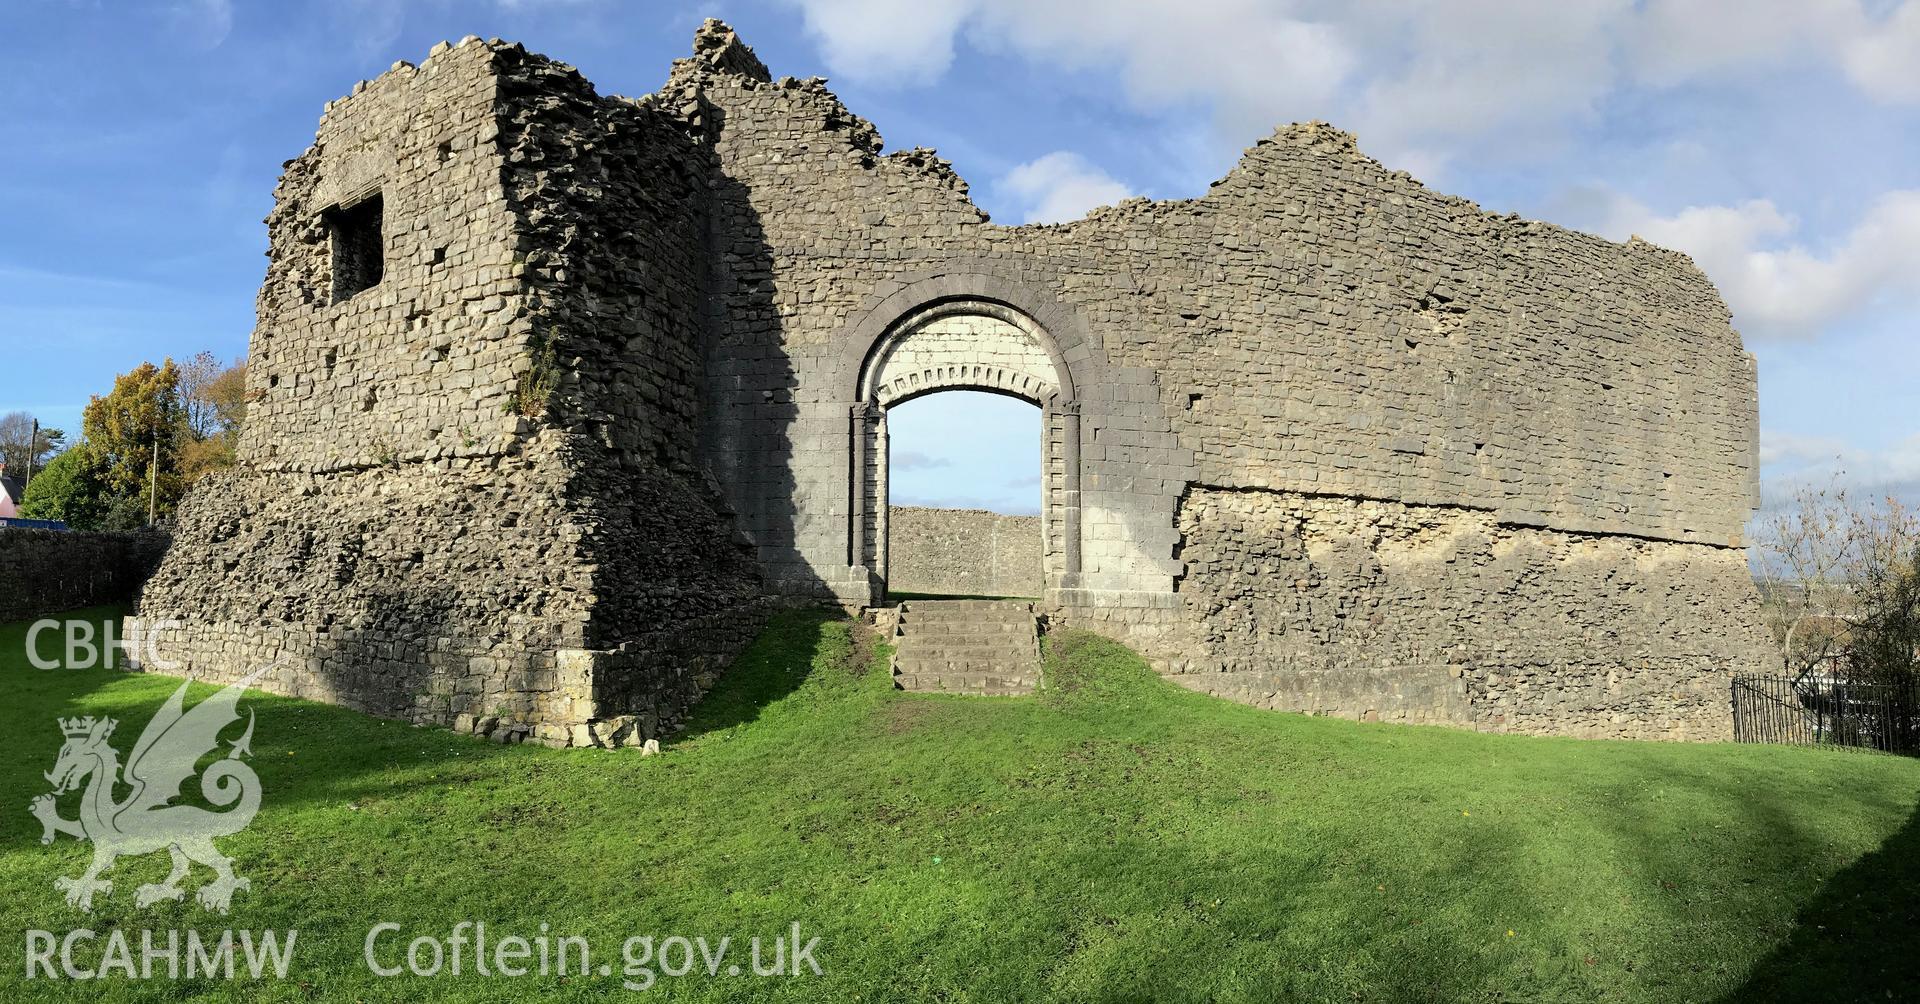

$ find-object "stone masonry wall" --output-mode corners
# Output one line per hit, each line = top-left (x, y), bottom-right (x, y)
(493, 44), (712, 473)
(888, 507), (1043, 598)
(669, 22), (1768, 738)
(138, 37), (767, 749)
(242, 40), (526, 472)
(146, 22), (1771, 744)
(684, 54), (1756, 557)
(1167, 488), (1769, 739)
(487, 43), (774, 664)
(135, 454), (593, 728)
(866, 312), (1061, 407)
(0, 529), (170, 624)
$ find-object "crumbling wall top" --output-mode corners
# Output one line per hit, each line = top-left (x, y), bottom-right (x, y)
(679, 18), (771, 82)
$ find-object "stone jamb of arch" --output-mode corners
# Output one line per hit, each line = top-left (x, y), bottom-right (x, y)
(837, 266), (1099, 601)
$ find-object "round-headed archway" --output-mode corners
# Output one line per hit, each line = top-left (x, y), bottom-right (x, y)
(850, 298), (1081, 603)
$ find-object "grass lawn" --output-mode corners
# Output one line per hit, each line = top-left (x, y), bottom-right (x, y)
(2, 607), (1917, 1002)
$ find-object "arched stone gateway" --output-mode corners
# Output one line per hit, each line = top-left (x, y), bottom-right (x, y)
(826, 267), (1186, 615)
(848, 298), (1082, 601)
(135, 22), (1775, 749)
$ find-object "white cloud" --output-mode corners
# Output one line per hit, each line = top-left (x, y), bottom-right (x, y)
(1341, 0), (1627, 170)
(784, 0), (1356, 143)
(997, 152), (1135, 224)
(1759, 430), (1838, 469)
(1590, 189), (1920, 340)
(1843, 0), (1920, 103)
(970, 0), (1354, 126)
(891, 450), (950, 471)
(1628, 0), (1920, 106)
(783, 0), (1920, 177)
(781, 0), (973, 85)
(1627, 0), (1864, 85)
(1758, 428), (1920, 510)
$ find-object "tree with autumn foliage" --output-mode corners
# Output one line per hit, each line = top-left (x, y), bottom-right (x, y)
(176, 351), (248, 482)
(79, 358), (184, 523)
(19, 353), (248, 528)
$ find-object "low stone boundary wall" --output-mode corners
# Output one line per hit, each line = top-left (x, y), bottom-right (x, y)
(0, 528), (171, 623)
(889, 506), (1042, 598)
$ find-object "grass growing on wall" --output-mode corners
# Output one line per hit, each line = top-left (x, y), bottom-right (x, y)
(1, 607), (1917, 1002)
(506, 330), (560, 419)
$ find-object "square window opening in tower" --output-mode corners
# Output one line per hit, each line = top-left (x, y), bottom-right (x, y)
(327, 193), (384, 303)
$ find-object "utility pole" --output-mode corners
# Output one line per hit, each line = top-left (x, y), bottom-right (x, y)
(149, 430), (159, 526)
(23, 418), (37, 490)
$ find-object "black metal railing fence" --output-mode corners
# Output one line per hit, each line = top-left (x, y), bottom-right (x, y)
(1732, 675), (1920, 753)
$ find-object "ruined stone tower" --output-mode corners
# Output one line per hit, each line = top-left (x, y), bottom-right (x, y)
(135, 22), (1772, 745)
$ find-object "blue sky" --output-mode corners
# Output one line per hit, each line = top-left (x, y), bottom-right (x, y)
(2, 1), (1915, 517)
(890, 392), (1042, 514)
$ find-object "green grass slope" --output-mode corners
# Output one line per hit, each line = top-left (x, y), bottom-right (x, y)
(1, 607), (1916, 1002)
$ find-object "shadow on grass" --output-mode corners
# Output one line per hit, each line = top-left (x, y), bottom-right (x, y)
(671, 605), (870, 744)
(5, 606), (855, 829)
(11, 609), (1920, 1002)
(2, 606), (529, 822)
(1717, 801), (1920, 1003)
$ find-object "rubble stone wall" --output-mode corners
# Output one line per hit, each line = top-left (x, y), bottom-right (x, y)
(0, 529), (170, 624)
(1166, 488), (1767, 739)
(888, 507), (1043, 598)
(136, 38), (767, 748)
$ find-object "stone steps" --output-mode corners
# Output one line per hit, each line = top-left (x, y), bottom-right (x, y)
(897, 600), (1034, 619)
(898, 635), (1036, 654)
(891, 599), (1041, 696)
(894, 619), (1031, 636)
(894, 671), (1041, 693)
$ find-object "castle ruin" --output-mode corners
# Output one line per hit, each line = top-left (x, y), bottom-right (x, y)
(134, 22), (1773, 746)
